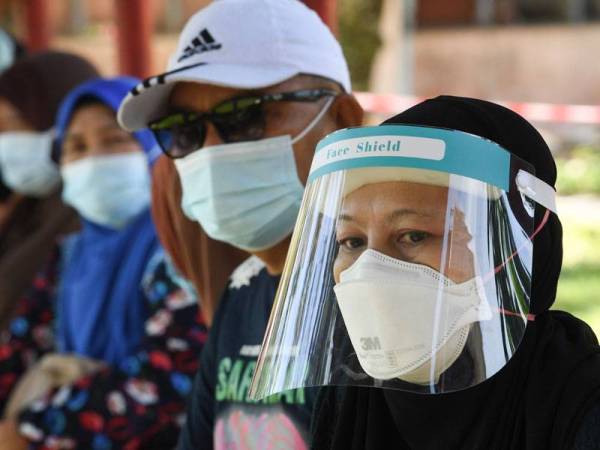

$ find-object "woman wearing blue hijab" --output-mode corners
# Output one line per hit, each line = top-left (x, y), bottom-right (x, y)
(56, 77), (162, 364)
(0, 77), (207, 449)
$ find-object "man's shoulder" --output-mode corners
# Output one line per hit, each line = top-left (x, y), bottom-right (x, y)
(228, 256), (267, 291)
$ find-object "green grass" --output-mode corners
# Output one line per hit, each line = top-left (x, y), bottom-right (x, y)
(553, 204), (600, 335)
(556, 264), (600, 333)
(556, 147), (600, 195)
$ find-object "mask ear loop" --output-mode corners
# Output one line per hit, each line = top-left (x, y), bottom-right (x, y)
(487, 208), (551, 322)
(291, 96), (336, 145)
(480, 169), (556, 322)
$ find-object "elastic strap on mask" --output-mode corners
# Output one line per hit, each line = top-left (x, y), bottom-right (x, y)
(492, 208), (550, 277)
(483, 208), (551, 322)
(497, 308), (536, 322)
(291, 96), (336, 145)
(486, 170), (555, 322)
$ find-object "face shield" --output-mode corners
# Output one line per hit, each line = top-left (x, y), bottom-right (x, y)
(249, 125), (557, 398)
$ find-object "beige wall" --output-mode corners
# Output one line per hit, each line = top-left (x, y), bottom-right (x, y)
(52, 33), (178, 77)
(4, 0), (212, 36)
(12, 0), (212, 76)
(414, 24), (600, 104)
(8, 2), (599, 105)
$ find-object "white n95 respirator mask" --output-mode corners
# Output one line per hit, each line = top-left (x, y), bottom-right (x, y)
(334, 249), (491, 384)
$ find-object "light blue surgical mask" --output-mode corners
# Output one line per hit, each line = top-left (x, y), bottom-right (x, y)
(174, 98), (333, 251)
(174, 135), (303, 251)
(61, 152), (151, 229)
(0, 130), (61, 197)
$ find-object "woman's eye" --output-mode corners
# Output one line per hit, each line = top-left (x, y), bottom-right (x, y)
(399, 231), (430, 245)
(104, 135), (132, 147)
(64, 143), (86, 155)
(338, 237), (365, 250)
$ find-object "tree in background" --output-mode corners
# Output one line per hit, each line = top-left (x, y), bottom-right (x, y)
(338, 0), (382, 91)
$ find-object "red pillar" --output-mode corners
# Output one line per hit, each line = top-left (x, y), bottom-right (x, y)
(114, 0), (153, 79)
(24, 0), (51, 51)
(304, 0), (338, 34)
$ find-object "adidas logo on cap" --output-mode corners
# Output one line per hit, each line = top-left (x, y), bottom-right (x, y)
(178, 29), (222, 62)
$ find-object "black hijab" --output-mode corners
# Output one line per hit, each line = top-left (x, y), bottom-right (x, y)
(311, 96), (600, 450)
(0, 51), (98, 131)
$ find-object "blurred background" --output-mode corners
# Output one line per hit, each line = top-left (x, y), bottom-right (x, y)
(2, 0), (599, 332)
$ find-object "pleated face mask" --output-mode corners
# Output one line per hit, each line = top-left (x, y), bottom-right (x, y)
(173, 97), (334, 252)
(174, 136), (304, 251)
(61, 152), (150, 229)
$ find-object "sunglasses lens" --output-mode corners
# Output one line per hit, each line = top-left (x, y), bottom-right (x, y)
(152, 128), (174, 157)
(214, 104), (265, 144)
(171, 123), (205, 158)
(151, 89), (332, 157)
(152, 123), (205, 159)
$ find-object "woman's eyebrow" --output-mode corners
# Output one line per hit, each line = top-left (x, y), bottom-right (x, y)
(338, 208), (435, 223)
(387, 208), (436, 222)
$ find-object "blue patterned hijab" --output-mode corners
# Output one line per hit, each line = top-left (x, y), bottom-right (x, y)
(55, 77), (161, 364)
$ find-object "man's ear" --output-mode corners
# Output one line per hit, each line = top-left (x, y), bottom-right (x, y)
(332, 93), (364, 129)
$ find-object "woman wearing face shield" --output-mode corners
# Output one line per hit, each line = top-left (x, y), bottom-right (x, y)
(249, 96), (600, 450)
(0, 51), (98, 404)
(0, 78), (207, 449)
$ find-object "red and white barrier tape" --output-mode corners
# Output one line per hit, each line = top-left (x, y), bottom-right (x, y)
(355, 92), (600, 125)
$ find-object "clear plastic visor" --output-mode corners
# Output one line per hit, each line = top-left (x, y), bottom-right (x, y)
(250, 126), (555, 398)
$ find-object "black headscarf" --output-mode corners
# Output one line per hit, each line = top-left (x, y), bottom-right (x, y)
(0, 50), (98, 131)
(311, 96), (600, 450)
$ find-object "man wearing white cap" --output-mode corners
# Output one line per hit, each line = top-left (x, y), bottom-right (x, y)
(118, 0), (362, 448)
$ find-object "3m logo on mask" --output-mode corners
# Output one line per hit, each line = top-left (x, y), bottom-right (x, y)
(178, 29), (222, 62)
(360, 337), (381, 351)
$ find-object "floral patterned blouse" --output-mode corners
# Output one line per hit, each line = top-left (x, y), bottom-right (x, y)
(0, 248), (206, 449)
(0, 247), (59, 410)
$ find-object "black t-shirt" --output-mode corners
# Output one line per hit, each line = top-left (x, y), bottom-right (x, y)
(178, 257), (315, 450)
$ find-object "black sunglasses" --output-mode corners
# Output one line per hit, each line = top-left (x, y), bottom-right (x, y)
(149, 88), (338, 159)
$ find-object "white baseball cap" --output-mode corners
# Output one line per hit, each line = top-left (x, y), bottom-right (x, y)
(118, 0), (351, 132)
